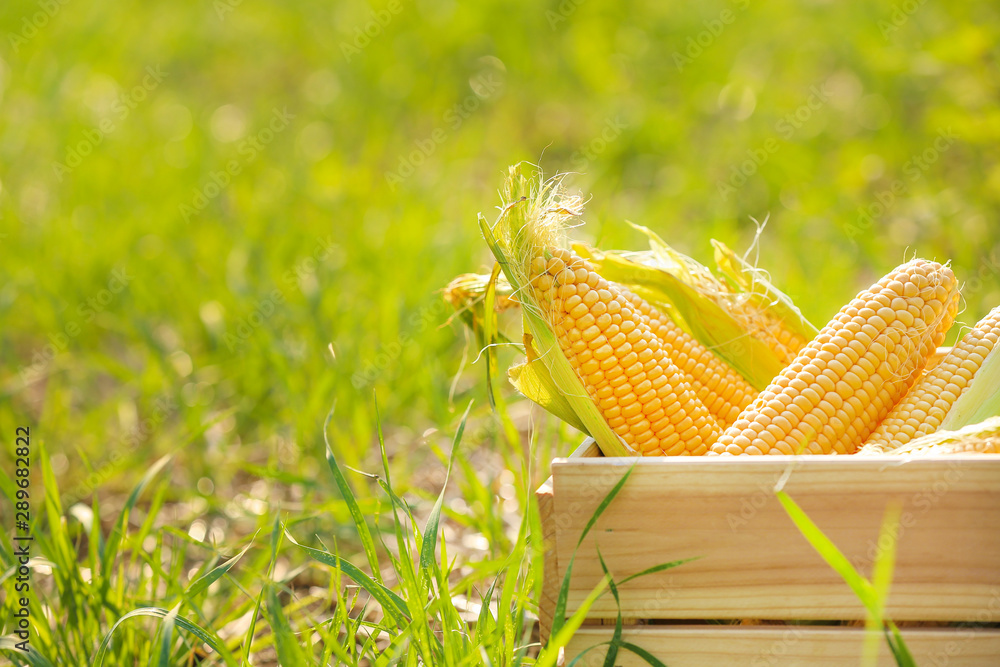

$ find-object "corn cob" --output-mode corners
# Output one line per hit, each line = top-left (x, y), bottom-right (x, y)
(871, 417), (1000, 456)
(618, 287), (757, 427)
(711, 239), (818, 364)
(711, 259), (960, 455)
(858, 306), (1000, 454)
(532, 248), (722, 455)
(738, 308), (810, 365)
(443, 272), (517, 313)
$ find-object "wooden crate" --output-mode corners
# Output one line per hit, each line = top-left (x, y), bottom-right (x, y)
(537, 440), (1000, 665)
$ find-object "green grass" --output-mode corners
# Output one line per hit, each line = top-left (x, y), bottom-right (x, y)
(2, 0), (1000, 663)
(0, 399), (679, 664)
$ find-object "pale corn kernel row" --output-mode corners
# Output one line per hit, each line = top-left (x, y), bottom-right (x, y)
(880, 417), (1000, 456)
(892, 438), (1000, 455)
(530, 248), (721, 455)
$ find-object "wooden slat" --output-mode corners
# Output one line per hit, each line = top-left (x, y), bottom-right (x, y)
(565, 626), (1000, 666)
(550, 454), (1000, 621)
(537, 441), (601, 643)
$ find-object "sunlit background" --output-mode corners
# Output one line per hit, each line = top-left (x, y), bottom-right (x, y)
(1, 0), (999, 661)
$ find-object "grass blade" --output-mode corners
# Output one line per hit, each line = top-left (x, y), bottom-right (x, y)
(576, 465), (636, 550)
(566, 644), (611, 667)
(620, 641), (670, 667)
(420, 400), (471, 570)
(596, 549), (622, 667)
(153, 603), (180, 667)
(323, 402), (383, 583)
(885, 622), (918, 667)
(264, 517), (308, 667)
(242, 588), (265, 666)
(778, 491), (917, 666)
(286, 532), (410, 625)
(551, 465), (635, 639)
(483, 262), (502, 413)
(103, 454), (173, 574)
(536, 576), (610, 667)
(184, 536), (255, 600)
(94, 608), (235, 667)
(374, 624), (414, 667)
(0, 638), (55, 667)
(776, 491), (879, 616)
(865, 502), (902, 666)
(618, 557), (700, 586)
(264, 583), (308, 667)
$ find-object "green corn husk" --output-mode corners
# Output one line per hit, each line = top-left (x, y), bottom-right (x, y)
(478, 164), (633, 457)
(711, 238), (819, 345)
(939, 343), (1000, 432)
(507, 333), (588, 434)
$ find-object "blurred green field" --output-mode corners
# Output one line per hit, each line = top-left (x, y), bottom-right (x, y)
(1, 0), (999, 663)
